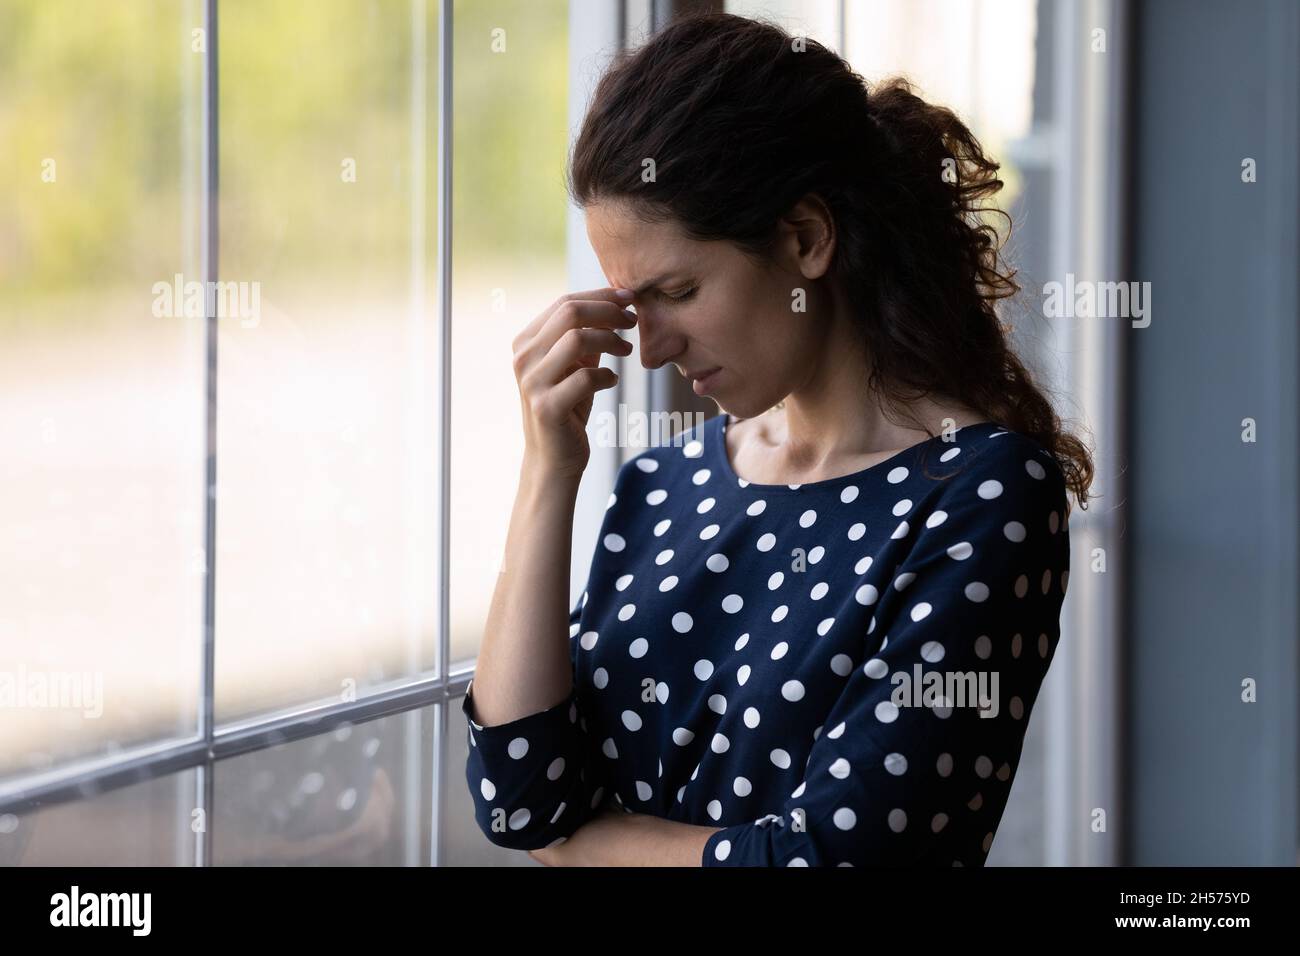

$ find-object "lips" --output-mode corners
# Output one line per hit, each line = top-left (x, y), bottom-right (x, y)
(690, 367), (722, 396)
(684, 366), (721, 381)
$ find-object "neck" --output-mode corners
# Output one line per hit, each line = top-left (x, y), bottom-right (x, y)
(763, 315), (975, 469)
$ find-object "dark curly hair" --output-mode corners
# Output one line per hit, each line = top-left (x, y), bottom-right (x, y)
(567, 12), (1095, 513)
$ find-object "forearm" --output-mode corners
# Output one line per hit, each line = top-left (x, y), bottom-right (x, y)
(533, 810), (724, 867)
(470, 464), (582, 727)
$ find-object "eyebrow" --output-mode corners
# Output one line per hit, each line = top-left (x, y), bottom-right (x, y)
(629, 273), (684, 295)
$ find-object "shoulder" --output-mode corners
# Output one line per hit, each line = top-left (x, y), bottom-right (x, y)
(937, 423), (1065, 493)
(898, 425), (1072, 595)
(917, 423), (1072, 537)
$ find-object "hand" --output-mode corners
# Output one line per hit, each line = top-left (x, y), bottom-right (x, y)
(511, 288), (638, 482)
(526, 807), (629, 867)
(527, 845), (563, 867)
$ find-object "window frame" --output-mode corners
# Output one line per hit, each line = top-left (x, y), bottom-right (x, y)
(0, 0), (1125, 871)
(0, 0), (631, 869)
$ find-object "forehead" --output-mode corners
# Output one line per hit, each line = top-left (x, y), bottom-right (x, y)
(584, 200), (696, 285)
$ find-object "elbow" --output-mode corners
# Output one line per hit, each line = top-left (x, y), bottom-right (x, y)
(470, 797), (592, 851)
(464, 760), (608, 850)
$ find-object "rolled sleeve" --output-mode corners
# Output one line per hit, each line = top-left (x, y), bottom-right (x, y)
(462, 594), (612, 851)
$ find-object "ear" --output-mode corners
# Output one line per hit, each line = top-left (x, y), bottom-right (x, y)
(776, 193), (836, 281)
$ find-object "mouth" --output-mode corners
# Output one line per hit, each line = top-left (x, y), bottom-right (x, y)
(689, 366), (722, 396)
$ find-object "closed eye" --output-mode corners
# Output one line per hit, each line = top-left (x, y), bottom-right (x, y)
(661, 286), (697, 302)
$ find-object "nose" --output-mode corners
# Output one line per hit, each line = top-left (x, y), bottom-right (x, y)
(631, 306), (680, 372)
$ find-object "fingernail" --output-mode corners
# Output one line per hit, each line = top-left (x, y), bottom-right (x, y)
(614, 288), (635, 299)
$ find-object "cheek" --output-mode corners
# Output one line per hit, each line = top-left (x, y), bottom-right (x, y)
(741, 294), (804, 353)
(707, 278), (770, 329)
(697, 275), (804, 363)
(705, 316), (786, 381)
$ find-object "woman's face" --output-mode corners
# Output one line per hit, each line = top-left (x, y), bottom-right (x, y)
(584, 198), (836, 420)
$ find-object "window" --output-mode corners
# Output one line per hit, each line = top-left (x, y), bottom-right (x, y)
(0, 0), (206, 778)
(0, 0), (601, 867)
(0, 0), (1121, 868)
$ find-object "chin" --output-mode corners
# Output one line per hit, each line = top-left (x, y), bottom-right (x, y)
(717, 395), (773, 420)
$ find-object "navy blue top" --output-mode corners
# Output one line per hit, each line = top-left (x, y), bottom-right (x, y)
(462, 412), (1072, 866)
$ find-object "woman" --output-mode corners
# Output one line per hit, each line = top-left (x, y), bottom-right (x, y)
(462, 12), (1094, 867)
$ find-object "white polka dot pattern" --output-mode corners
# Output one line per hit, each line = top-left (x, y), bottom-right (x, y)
(462, 415), (1070, 866)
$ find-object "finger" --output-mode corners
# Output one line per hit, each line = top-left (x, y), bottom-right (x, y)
(531, 327), (633, 388)
(516, 298), (638, 383)
(534, 297), (638, 359)
(516, 287), (634, 345)
(548, 364), (619, 418)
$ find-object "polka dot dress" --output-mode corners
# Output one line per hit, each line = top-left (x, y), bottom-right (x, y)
(462, 413), (1071, 866)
